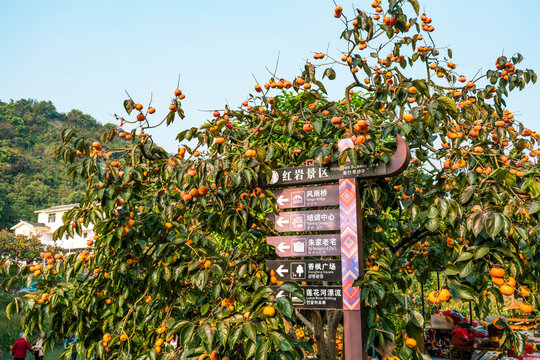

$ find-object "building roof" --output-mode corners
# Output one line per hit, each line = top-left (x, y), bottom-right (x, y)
(34, 203), (78, 213)
(10, 220), (50, 231)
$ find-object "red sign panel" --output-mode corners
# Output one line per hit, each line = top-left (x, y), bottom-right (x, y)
(272, 184), (339, 209)
(266, 235), (341, 257)
(270, 209), (340, 233)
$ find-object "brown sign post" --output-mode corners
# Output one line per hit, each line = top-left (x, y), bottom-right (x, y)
(266, 135), (411, 359)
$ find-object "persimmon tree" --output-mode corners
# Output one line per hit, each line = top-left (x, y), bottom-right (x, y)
(0, 230), (44, 263)
(3, 0), (540, 359)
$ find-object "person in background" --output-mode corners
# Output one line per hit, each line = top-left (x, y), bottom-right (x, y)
(11, 333), (32, 360)
(33, 332), (46, 360)
(64, 333), (78, 360)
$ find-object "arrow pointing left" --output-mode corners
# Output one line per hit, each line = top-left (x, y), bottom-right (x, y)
(276, 265), (289, 277)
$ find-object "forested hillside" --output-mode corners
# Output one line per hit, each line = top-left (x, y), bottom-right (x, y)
(0, 99), (115, 229)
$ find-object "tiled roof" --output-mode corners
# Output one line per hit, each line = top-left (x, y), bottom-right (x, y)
(10, 220), (50, 230)
(24, 221), (48, 227)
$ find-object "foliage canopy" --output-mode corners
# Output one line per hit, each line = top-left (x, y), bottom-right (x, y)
(3, 0), (540, 359)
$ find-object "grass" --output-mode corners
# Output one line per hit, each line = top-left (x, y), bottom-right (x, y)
(0, 293), (66, 359)
(44, 345), (66, 359)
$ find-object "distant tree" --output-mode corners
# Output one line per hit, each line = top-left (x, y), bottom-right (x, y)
(0, 99), (121, 229)
(0, 230), (43, 263)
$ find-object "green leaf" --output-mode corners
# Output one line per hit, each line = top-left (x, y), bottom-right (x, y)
(198, 324), (213, 345)
(323, 68), (336, 80)
(181, 324), (195, 346)
(444, 266), (460, 276)
(460, 186), (475, 204)
(426, 218), (439, 232)
(255, 338), (270, 360)
(459, 261), (474, 278)
(456, 252), (473, 262)
(525, 201), (539, 215)
(407, 0), (420, 14)
(412, 80), (429, 97)
(338, 149), (348, 167)
(228, 326), (242, 349)
(242, 323), (257, 343)
(468, 211), (486, 237)
(313, 118), (323, 134)
(255, 146), (267, 163)
(245, 340), (257, 358)
(218, 322), (229, 346)
(194, 270), (208, 290)
(123, 99), (134, 115)
(474, 246), (490, 259)
(449, 281), (477, 301)
(437, 96), (458, 113)
(275, 296), (294, 318)
(270, 331), (293, 351)
(279, 282), (305, 302)
(438, 198), (449, 218)
(485, 212), (503, 239)
(166, 111), (175, 125)
(409, 310), (424, 328)
(6, 299), (18, 319)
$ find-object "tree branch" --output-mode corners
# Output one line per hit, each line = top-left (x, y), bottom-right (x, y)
(390, 229), (437, 256)
(295, 310), (315, 336)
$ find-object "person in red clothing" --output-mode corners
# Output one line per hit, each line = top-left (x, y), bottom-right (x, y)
(11, 333), (33, 360)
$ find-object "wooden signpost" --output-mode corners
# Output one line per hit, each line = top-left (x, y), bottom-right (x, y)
(265, 134), (411, 360)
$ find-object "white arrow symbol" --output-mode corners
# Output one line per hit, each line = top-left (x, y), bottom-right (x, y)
(276, 265), (289, 277)
(276, 290), (286, 298)
(277, 195), (289, 207)
(276, 217), (289, 228)
(277, 242), (290, 253)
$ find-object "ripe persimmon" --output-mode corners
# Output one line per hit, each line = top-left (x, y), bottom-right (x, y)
(490, 268), (505, 278)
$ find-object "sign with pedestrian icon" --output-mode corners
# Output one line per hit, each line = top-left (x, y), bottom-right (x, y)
(266, 260), (341, 282)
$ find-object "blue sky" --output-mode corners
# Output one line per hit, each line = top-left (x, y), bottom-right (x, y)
(1, 0), (539, 152)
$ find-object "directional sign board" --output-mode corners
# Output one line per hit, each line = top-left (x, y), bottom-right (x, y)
(272, 184), (339, 209)
(272, 285), (343, 310)
(264, 135), (411, 360)
(267, 162), (386, 187)
(267, 260), (341, 282)
(265, 135), (411, 188)
(266, 234), (341, 257)
(270, 209), (340, 232)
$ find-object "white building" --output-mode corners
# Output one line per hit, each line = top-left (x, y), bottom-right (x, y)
(10, 204), (93, 251)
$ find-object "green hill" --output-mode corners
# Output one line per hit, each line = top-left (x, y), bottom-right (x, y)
(0, 99), (115, 229)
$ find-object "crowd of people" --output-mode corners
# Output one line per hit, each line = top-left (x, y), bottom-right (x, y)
(11, 332), (77, 360)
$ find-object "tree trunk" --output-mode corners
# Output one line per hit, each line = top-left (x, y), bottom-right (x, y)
(296, 309), (343, 360)
(311, 310), (331, 360)
(326, 310), (343, 359)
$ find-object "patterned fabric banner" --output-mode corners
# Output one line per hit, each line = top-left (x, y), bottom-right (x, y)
(339, 178), (361, 310)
